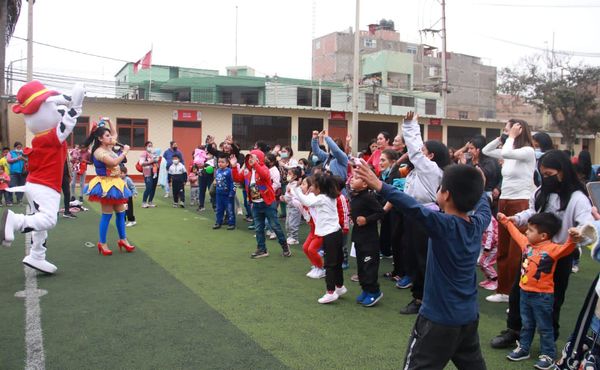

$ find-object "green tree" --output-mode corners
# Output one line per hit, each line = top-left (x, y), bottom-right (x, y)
(498, 54), (600, 150)
(0, 0), (22, 147)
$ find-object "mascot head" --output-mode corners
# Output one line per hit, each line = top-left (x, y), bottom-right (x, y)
(12, 81), (65, 134)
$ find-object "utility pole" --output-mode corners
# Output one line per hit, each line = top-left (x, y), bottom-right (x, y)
(235, 5), (238, 66)
(0, 0), (9, 147)
(351, 0), (360, 156)
(27, 0), (33, 81)
(441, 0), (448, 118)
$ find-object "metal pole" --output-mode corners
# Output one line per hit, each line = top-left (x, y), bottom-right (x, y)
(0, 0), (9, 147)
(441, 0), (447, 117)
(351, 0), (360, 156)
(235, 5), (238, 66)
(26, 0), (33, 81)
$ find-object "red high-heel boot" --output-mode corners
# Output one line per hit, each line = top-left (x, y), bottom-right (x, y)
(117, 240), (136, 253)
(97, 243), (113, 256)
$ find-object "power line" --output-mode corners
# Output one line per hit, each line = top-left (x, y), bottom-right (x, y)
(479, 34), (600, 58)
(476, 2), (600, 8)
(11, 35), (131, 63)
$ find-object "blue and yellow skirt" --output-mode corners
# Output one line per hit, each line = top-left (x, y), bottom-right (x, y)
(85, 176), (132, 205)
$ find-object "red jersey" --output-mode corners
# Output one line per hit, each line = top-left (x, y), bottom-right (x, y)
(26, 129), (67, 193)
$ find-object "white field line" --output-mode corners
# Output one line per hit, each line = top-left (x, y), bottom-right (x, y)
(14, 231), (47, 370)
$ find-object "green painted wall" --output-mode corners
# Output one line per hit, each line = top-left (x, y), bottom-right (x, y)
(361, 51), (414, 76)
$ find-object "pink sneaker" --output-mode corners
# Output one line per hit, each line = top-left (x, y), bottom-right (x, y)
(480, 279), (498, 291)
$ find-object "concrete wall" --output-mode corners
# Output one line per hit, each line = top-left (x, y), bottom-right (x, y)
(12, 98), (598, 181)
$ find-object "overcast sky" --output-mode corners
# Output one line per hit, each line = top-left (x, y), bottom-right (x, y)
(5, 0), (600, 94)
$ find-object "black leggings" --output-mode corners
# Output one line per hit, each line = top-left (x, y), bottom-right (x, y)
(323, 229), (344, 292)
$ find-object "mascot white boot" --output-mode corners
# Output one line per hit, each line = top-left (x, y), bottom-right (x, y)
(0, 81), (84, 274)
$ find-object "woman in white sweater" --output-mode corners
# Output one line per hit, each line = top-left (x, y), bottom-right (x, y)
(490, 149), (593, 348)
(482, 119), (536, 303)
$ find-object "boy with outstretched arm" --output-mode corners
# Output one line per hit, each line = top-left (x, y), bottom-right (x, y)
(355, 161), (490, 370)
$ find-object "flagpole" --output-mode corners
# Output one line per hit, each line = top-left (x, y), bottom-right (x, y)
(148, 44), (153, 100)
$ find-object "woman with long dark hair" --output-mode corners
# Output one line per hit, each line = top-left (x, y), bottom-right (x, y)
(467, 135), (501, 199)
(398, 111), (450, 314)
(482, 119), (536, 303)
(84, 119), (136, 256)
(491, 149), (593, 348)
(367, 131), (392, 177)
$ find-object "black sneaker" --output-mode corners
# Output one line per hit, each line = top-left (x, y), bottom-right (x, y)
(281, 244), (292, 257)
(400, 299), (421, 315)
(251, 249), (269, 259)
(490, 329), (519, 349)
(62, 212), (77, 219)
(212, 224), (221, 230)
(227, 225), (235, 230)
(78, 197), (83, 202)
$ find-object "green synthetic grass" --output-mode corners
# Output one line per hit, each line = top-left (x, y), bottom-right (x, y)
(0, 189), (596, 369)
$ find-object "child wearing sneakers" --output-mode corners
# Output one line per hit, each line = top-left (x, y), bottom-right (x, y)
(350, 171), (385, 307)
(189, 164), (200, 206)
(120, 167), (137, 227)
(299, 176), (325, 279)
(0, 166), (10, 206)
(355, 161), (491, 369)
(213, 157), (235, 230)
(499, 212), (581, 369)
(478, 215), (499, 291)
(168, 154), (187, 207)
(294, 173), (347, 304)
(282, 166), (303, 245)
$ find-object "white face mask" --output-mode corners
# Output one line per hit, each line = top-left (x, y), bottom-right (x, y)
(172, 159), (180, 165)
(146, 147), (153, 153)
(287, 175), (293, 182)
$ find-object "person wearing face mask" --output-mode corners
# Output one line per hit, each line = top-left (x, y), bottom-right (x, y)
(7, 141), (27, 205)
(482, 119), (537, 304)
(162, 141), (184, 198)
(490, 149), (593, 350)
(277, 146), (297, 219)
(140, 141), (160, 208)
(168, 154), (187, 208)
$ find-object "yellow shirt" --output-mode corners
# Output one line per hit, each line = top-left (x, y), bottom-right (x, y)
(0, 157), (9, 175)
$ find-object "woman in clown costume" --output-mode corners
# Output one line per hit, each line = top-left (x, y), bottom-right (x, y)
(83, 118), (136, 256)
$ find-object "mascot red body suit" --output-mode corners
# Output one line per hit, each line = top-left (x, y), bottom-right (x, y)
(0, 81), (84, 274)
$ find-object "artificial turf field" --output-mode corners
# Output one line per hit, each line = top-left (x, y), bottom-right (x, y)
(0, 190), (596, 369)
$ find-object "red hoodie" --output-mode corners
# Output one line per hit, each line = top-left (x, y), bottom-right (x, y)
(232, 149), (276, 206)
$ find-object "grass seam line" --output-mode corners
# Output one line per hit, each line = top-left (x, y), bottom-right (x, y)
(23, 230), (46, 370)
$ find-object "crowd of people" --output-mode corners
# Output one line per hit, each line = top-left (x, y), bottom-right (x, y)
(9, 112), (599, 369)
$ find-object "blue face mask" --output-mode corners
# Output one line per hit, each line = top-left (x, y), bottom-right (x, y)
(534, 148), (543, 159)
(311, 155), (319, 164)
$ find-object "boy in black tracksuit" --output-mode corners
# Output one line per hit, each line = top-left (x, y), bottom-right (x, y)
(350, 173), (385, 307)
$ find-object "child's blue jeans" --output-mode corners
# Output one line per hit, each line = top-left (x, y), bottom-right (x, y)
(216, 193), (235, 226)
(519, 290), (555, 358)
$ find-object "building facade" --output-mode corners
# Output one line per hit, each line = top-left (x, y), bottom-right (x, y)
(311, 24), (497, 121)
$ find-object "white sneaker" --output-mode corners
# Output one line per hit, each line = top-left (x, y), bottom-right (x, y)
(141, 202), (149, 208)
(335, 285), (348, 296)
(318, 292), (339, 304)
(268, 232), (277, 240)
(237, 208), (243, 215)
(126, 221), (136, 227)
(148, 203), (156, 208)
(486, 293), (509, 303)
(306, 266), (316, 277)
(164, 193), (169, 198)
(309, 268), (325, 279)
(23, 255), (57, 274)
(314, 268), (326, 279)
(287, 238), (299, 245)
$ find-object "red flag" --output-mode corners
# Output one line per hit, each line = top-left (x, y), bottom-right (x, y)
(141, 50), (152, 69)
(133, 49), (152, 74)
